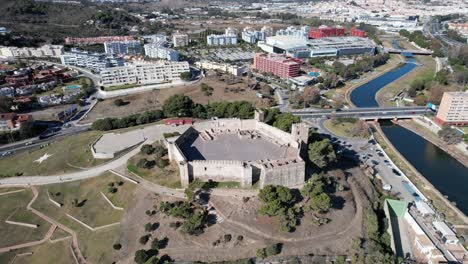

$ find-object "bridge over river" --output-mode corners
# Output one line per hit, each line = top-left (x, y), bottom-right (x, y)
(291, 106), (429, 120)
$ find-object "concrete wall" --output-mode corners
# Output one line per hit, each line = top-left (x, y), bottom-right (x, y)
(189, 160), (252, 187)
(256, 121), (298, 148)
(91, 135), (115, 159)
(259, 160), (305, 188)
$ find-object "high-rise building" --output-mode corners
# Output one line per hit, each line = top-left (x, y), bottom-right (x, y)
(435, 92), (468, 126)
(309, 25), (346, 39)
(172, 32), (189, 47)
(144, 44), (179, 61)
(252, 53), (300, 78)
(60, 49), (124, 73)
(104, 41), (142, 55)
(100, 61), (190, 87)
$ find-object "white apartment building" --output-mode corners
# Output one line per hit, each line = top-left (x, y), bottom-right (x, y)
(60, 49), (124, 73)
(172, 32), (189, 47)
(242, 27), (268, 44)
(276, 26), (310, 40)
(104, 41), (142, 55)
(144, 44), (179, 61)
(207, 34), (237, 46)
(195, 61), (246, 76)
(143, 34), (167, 44)
(100, 61), (190, 87)
(0, 45), (64, 59)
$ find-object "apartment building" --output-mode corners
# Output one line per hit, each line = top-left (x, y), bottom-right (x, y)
(207, 34), (237, 46)
(100, 61), (189, 87)
(195, 61), (246, 76)
(172, 32), (189, 47)
(60, 49), (124, 73)
(252, 53), (300, 78)
(104, 41), (142, 55)
(0, 113), (31, 131)
(276, 26), (310, 40)
(0, 45), (64, 59)
(144, 44), (179, 61)
(435, 92), (468, 126)
(65, 36), (134, 45)
(143, 34), (167, 44)
(241, 27), (267, 44)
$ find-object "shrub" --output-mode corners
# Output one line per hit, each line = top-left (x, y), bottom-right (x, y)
(223, 234), (232, 243)
(113, 99), (125, 106)
(113, 243), (122, 250)
(141, 144), (155, 155)
(139, 234), (150, 245)
(155, 158), (169, 168)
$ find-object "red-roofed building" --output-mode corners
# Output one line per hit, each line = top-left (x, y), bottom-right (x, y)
(252, 53), (300, 78)
(309, 25), (345, 39)
(350, 28), (366, 37)
(165, 118), (193, 126)
(0, 113), (31, 130)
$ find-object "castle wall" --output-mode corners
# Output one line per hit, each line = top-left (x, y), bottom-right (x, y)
(259, 160), (305, 188)
(189, 160), (252, 187)
(256, 121), (298, 148)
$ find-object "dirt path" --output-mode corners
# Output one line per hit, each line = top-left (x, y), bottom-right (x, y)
(26, 187), (88, 264)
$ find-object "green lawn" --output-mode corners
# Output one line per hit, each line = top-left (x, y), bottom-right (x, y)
(14, 240), (75, 264)
(127, 156), (182, 189)
(104, 83), (139, 91)
(0, 189), (52, 248)
(31, 174), (137, 263)
(324, 119), (360, 138)
(0, 131), (108, 177)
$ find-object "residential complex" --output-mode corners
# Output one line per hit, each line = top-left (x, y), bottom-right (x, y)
(64, 35), (134, 45)
(241, 27), (269, 44)
(207, 34), (237, 46)
(0, 45), (64, 59)
(172, 32), (189, 47)
(276, 26), (310, 40)
(99, 61), (189, 87)
(252, 53), (300, 78)
(195, 60), (246, 76)
(104, 41), (142, 55)
(144, 44), (179, 61)
(60, 49), (124, 73)
(142, 34), (167, 44)
(0, 113), (31, 131)
(435, 92), (468, 126)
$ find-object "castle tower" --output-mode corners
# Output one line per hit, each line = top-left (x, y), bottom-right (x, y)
(254, 109), (265, 122)
(291, 123), (309, 146)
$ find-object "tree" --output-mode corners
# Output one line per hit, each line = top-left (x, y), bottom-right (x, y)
(113, 243), (122, 250)
(181, 210), (206, 235)
(258, 185), (296, 216)
(162, 94), (194, 117)
(435, 69), (449, 85)
(427, 84), (446, 104)
(308, 193), (332, 213)
(113, 99), (125, 107)
(141, 144), (155, 155)
(272, 113), (300, 132)
(200, 83), (214, 96)
(139, 234), (151, 245)
(134, 249), (149, 264)
(0, 95), (13, 112)
(302, 87), (321, 106)
(180, 71), (191, 81)
(352, 120), (369, 138)
(308, 139), (337, 169)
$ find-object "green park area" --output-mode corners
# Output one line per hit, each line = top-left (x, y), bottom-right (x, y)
(0, 131), (107, 177)
(0, 240), (75, 264)
(0, 189), (51, 248)
(324, 118), (369, 139)
(127, 143), (182, 189)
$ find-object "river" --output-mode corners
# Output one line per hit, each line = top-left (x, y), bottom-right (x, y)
(350, 57), (468, 215)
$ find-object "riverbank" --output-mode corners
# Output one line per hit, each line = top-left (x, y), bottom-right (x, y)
(344, 54), (404, 107)
(376, 55), (436, 107)
(398, 119), (468, 167)
(372, 123), (468, 226)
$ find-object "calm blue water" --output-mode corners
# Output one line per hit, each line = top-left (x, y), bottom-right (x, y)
(350, 56), (468, 215)
(350, 60), (417, 107)
(381, 124), (468, 214)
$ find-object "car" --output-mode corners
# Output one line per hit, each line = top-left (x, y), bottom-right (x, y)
(392, 169), (401, 176)
(378, 152), (384, 157)
(371, 160), (379, 165)
(25, 141), (33, 146)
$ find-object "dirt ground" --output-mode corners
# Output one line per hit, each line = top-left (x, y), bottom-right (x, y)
(114, 166), (374, 263)
(81, 75), (269, 123)
(25, 104), (71, 121)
